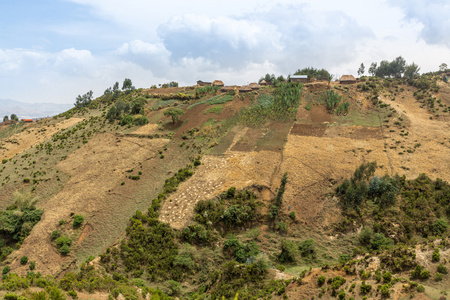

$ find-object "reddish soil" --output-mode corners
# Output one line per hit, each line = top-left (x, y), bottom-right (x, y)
(291, 123), (327, 137)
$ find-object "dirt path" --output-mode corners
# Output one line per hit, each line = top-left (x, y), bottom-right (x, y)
(0, 118), (83, 160)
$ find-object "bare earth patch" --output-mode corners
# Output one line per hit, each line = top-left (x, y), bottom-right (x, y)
(0, 118), (83, 160)
(159, 150), (281, 229)
(9, 133), (169, 275)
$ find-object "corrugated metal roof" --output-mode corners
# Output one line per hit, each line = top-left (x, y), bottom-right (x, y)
(291, 75), (308, 79)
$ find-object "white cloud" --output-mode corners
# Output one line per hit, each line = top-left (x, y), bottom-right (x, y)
(389, 0), (450, 48)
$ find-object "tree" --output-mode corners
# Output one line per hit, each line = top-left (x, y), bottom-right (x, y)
(375, 60), (390, 78)
(122, 78), (133, 91)
(3, 116), (9, 122)
(113, 81), (120, 92)
(358, 63), (365, 76)
(164, 108), (184, 124)
(390, 56), (406, 78)
(10, 114), (18, 121)
(404, 63), (420, 80)
(368, 62), (377, 76)
(74, 90), (93, 108)
(439, 63), (447, 72)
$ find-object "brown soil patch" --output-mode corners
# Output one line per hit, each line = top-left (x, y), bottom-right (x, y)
(278, 134), (392, 225)
(231, 128), (263, 151)
(9, 133), (169, 275)
(255, 122), (293, 152)
(76, 223), (93, 247)
(130, 123), (158, 135)
(325, 125), (383, 139)
(0, 118), (83, 160)
(291, 123), (326, 137)
(159, 150), (281, 230)
(308, 105), (332, 123)
(174, 97), (248, 136)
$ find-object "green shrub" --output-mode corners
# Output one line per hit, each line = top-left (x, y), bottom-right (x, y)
(51, 230), (61, 240)
(73, 215), (84, 227)
(133, 115), (149, 126)
(380, 284), (390, 297)
(437, 264), (448, 274)
(3, 266), (10, 275)
(289, 211), (296, 220)
(276, 222), (288, 233)
(4, 293), (18, 300)
(59, 244), (71, 256)
(298, 239), (316, 258)
(382, 271), (392, 283)
(67, 290), (78, 299)
(432, 219), (448, 235)
(278, 239), (299, 262)
(417, 285), (425, 292)
(434, 272), (443, 281)
(360, 281), (372, 294)
(29, 261), (35, 270)
(20, 256), (28, 265)
(432, 248), (440, 262)
(317, 275), (326, 286)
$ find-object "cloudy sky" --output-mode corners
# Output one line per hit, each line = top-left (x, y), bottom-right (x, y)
(0, 0), (449, 104)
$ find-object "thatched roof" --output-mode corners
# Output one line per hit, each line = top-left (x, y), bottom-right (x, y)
(249, 82), (259, 90)
(197, 80), (211, 86)
(212, 80), (224, 87)
(339, 75), (357, 82)
(221, 86), (239, 92)
(239, 85), (253, 93)
(260, 80), (267, 86)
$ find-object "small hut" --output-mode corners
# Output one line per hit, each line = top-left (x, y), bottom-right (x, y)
(197, 80), (211, 87)
(290, 75), (308, 83)
(249, 83), (260, 90)
(339, 75), (357, 84)
(260, 80), (267, 86)
(212, 80), (225, 87)
(22, 119), (33, 123)
(239, 85), (253, 93)
(221, 86), (239, 93)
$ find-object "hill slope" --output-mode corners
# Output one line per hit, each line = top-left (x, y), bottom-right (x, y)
(0, 76), (449, 299)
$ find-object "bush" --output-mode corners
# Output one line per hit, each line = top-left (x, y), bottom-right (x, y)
(380, 284), (390, 297)
(59, 244), (71, 256)
(417, 285), (425, 292)
(432, 219), (448, 235)
(317, 275), (326, 286)
(73, 215), (84, 228)
(51, 230), (61, 240)
(3, 266), (10, 275)
(289, 211), (296, 220)
(432, 248), (440, 262)
(276, 222), (288, 233)
(29, 261), (35, 270)
(437, 264), (448, 274)
(434, 272), (443, 281)
(360, 281), (372, 294)
(383, 271), (392, 283)
(20, 256), (28, 265)
(133, 115), (149, 126)
(278, 239), (299, 262)
(298, 239), (316, 258)
(4, 293), (18, 300)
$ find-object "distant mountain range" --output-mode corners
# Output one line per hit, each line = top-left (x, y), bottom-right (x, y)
(0, 99), (72, 119)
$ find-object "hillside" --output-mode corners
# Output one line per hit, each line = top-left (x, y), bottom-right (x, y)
(0, 74), (449, 299)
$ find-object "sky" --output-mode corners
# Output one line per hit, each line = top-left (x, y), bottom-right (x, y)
(0, 0), (449, 104)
